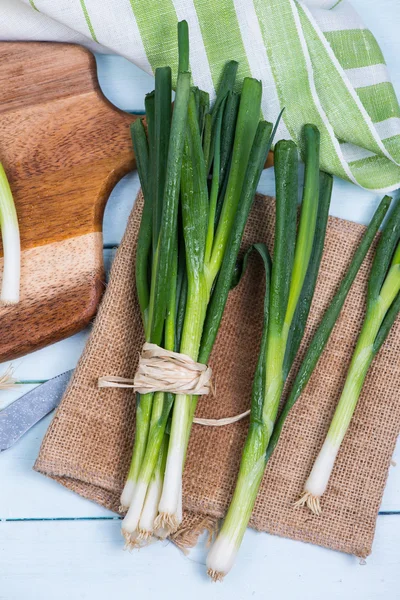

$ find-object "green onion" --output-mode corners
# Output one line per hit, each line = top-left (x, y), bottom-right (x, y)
(145, 92), (157, 255)
(207, 124), (327, 581)
(120, 21), (190, 537)
(118, 120), (153, 511)
(206, 61), (238, 174)
(0, 163), (20, 305)
(130, 119), (151, 326)
(154, 67), (172, 248)
(137, 432), (168, 541)
(266, 194), (392, 461)
(199, 117), (279, 362)
(146, 27), (190, 345)
(282, 171), (332, 377)
(219, 92), (240, 198)
(119, 102), (155, 512)
(298, 198), (400, 515)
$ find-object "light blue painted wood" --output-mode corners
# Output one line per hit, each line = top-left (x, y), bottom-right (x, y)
(0, 517), (399, 599)
(95, 54), (154, 113)
(102, 173), (139, 246)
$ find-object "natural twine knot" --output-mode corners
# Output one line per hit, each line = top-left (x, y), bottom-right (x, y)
(98, 343), (250, 427)
(98, 342), (213, 396)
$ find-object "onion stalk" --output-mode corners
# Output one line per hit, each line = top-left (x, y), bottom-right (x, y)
(297, 198), (400, 515)
(120, 22), (189, 530)
(156, 77), (264, 532)
(266, 194), (393, 461)
(207, 125), (328, 581)
(0, 163), (20, 305)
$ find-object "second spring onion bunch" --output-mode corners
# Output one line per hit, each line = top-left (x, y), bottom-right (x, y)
(207, 182), (394, 578)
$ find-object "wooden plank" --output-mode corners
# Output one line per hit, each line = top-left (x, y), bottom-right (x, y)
(0, 516), (398, 599)
(0, 43), (134, 249)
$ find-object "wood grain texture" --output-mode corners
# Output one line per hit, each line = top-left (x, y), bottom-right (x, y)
(0, 42), (136, 361)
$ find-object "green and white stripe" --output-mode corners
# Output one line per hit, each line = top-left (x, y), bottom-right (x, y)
(15, 0), (400, 191)
(82, 0), (152, 72)
(171, 0), (214, 93)
(232, 0), (291, 139)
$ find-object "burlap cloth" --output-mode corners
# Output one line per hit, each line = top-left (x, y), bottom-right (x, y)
(34, 192), (400, 558)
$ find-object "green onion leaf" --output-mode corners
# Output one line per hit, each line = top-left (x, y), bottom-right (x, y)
(199, 120), (276, 363)
(283, 171), (333, 379)
(266, 194), (393, 461)
(367, 197), (400, 308)
(154, 67), (172, 247)
(131, 119), (152, 326)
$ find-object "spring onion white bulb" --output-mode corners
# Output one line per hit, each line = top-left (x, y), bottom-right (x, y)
(121, 480), (148, 548)
(206, 533), (239, 582)
(206, 453), (265, 581)
(155, 419), (185, 534)
(0, 163), (20, 305)
(120, 479), (135, 513)
(137, 475), (162, 542)
(138, 434), (168, 541)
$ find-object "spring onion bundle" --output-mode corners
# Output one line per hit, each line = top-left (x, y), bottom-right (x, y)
(206, 192), (393, 580)
(120, 21), (279, 547)
(0, 163), (20, 305)
(297, 198), (400, 515)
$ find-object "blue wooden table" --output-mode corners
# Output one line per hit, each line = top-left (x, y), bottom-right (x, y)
(0, 1), (399, 598)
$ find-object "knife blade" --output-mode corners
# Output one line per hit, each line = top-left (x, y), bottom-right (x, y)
(0, 369), (73, 451)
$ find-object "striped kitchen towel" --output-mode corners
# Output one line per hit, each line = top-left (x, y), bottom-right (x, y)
(1, 0), (400, 192)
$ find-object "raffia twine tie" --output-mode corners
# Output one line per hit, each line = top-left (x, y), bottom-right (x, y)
(98, 343), (250, 427)
(99, 342), (212, 396)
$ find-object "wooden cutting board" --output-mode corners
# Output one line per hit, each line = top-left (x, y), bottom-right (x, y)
(0, 42), (137, 362)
